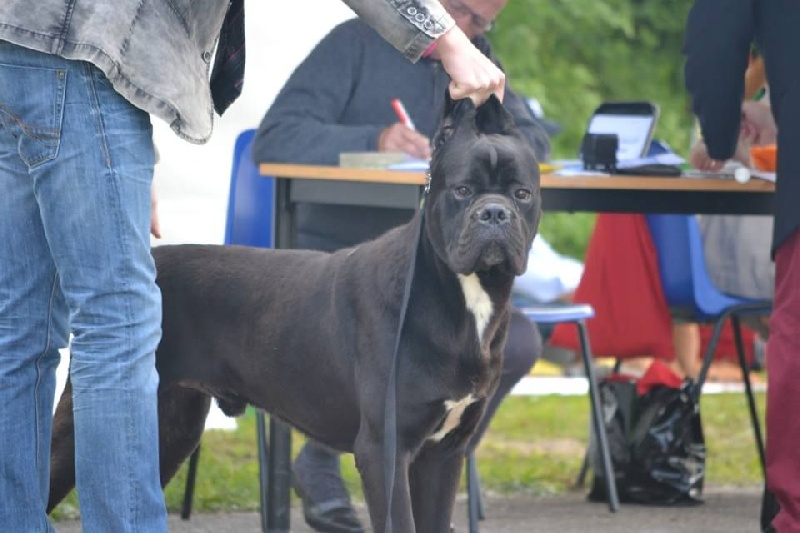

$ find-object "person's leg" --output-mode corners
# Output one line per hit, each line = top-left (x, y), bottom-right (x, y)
(14, 48), (166, 531)
(766, 228), (800, 532)
(468, 307), (541, 450)
(293, 440), (363, 532)
(672, 322), (700, 379)
(0, 44), (70, 531)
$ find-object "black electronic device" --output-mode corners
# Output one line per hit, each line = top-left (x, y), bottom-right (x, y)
(583, 101), (659, 161)
(616, 163), (682, 177)
(581, 133), (618, 172)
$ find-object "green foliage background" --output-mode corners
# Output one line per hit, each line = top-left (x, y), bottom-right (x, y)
(490, 0), (696, 259)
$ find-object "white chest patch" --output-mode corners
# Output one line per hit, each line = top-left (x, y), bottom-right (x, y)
(428, 394), (477, 442)
(458, 273), (493, 343)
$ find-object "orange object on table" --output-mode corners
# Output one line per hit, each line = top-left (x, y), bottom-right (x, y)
(751, 144), (777, 172)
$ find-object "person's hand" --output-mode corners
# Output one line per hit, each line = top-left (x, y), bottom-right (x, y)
(690, 100), (776, 171)
(733, 100), (776, 167)
(378, 123), (432, 160)
(435, 26), (505, 105)
(150, 183), (162, 239)
(690, 137), (751, 170)
(741, 100), (776, 146)
(688, 140), (726, 172)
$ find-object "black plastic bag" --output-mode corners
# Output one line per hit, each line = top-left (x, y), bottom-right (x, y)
(589, 377), (705, 506)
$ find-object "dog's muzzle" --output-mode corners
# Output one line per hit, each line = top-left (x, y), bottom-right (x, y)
(451, 199), (528, 274)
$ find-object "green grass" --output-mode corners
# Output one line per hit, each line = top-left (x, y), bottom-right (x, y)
(51, 391), (765, 520)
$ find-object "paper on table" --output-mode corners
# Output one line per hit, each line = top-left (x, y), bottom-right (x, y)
(752, 170), (776, 183)
(682, 161), (776, 183)
(616, 152), (686, 169)
(387, 158), (429, 171)
(390, 160), (582, 174)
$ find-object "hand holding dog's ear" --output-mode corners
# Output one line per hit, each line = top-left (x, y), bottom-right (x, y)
(436, 27), (505, 105)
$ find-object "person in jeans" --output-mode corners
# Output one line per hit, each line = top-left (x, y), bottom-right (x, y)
(0, 1), (505, 531)
(253, 0), (546, 530)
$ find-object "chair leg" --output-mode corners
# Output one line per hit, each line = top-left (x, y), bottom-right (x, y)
(574, 358), (620, 489)
(256, 411), (270, 533)
(473, 457), (486, 519)
(574, 448), (590, 488)
(577, 321), (619, 513)
(466, 452), (482, 533)
(731, 316), (767, 476)
(266, 418), (293, 531)
(181, 444), (201, 520)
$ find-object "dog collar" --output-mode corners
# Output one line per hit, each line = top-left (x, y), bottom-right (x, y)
(418, 171), (431, 209)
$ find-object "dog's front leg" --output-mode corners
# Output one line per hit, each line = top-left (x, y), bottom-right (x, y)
(354, 427), (416, 533)
(409, 444), (464, 533)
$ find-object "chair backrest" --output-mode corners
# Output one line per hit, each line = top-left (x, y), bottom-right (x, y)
(224, 129), (274, 248)
(645, 214), (743, 319)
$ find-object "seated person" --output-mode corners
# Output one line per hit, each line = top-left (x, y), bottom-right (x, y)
(551, 98), (776, 382)
(513, 235), (584, 308)
(512, 234), (584, 360)
(662, 97), (777, 378)
(690, 98), (776, 310)
(252, 1), (549, 531)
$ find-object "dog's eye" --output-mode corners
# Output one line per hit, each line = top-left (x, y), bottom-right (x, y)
(514, 189), (532, 201)
(454, 185), (472, 199)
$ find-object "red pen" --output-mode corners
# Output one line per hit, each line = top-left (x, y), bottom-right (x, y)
(391, 98), (416, 131)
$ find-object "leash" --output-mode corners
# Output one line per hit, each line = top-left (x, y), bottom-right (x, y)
(383, 173), (430, 533)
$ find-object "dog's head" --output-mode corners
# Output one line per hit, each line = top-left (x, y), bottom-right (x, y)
(424, 94), (541, 276)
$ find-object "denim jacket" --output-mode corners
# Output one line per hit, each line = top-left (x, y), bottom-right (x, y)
(0, 0), (453, 143)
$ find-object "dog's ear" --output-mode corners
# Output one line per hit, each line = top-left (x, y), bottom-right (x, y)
(474, 94), (517, 135)
(432, 91), (475, 151)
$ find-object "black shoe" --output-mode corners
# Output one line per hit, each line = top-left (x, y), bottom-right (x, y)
(761, 486), (780, 533)
(295, 489), (364, 533)
(293, 443), (365, 533)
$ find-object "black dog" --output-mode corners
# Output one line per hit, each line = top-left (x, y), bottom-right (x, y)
(48, 94), (541, 532)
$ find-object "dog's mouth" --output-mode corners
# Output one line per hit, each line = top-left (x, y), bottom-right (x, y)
(471, 239), (512, 273)
(450, 223), (527, 275)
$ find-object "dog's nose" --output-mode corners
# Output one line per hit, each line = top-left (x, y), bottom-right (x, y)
(477, 203), (512, 225)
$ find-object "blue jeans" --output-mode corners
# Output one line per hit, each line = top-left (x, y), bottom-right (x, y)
(0, 43), (166, 531)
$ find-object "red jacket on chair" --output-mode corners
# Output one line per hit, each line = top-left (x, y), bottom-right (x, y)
(549, 213), (753, 364)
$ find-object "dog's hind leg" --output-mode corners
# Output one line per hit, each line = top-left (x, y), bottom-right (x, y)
(409, 445), (464, 533)
(47, 380), (211, 514)
(48, 379), (76, 513)
(156, 382), (212, 485)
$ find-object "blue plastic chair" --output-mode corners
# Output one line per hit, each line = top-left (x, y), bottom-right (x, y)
(465, 303), (619, 532)
(181, 128), (275, 521)
(645, 214), (771, 475)
(223, 128), (275, 248)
